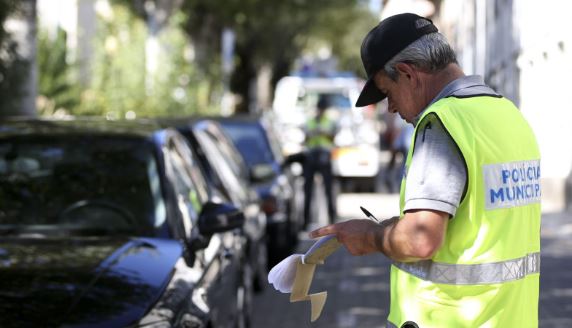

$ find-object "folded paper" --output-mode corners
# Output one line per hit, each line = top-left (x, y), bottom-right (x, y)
(268, 235), (341, 322)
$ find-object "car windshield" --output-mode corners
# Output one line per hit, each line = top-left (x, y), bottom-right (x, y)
(0, 135), (162, 237)
(219, 122), (275, 167)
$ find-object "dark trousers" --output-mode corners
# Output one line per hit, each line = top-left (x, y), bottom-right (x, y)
(303, 148), (336, 227)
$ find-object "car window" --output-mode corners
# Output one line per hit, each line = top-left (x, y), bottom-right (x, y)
(205, 124), (249, 179)
(262, 121), (285, 163)
(219, 121), (276, 167)
(0, 136), (161, 235)
(193, 128), (250, 205)
(172, 135), (209, 203)
(164, 138), (206, 240)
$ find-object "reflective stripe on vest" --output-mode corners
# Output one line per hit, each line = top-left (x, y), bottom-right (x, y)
(393, 252), (540, 285)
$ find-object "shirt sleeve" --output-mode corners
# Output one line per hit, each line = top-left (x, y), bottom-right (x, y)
(403, 115), (467, 217)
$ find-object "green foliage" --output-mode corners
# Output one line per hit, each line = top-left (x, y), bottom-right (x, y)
(307, 6), (379, 77)
(37, 28), (80, 116)
(307, 5), (379, 78)
(179, 0), (377, 112)
(181, 0), (375, 72)
(74, 5), (213, 118)
(149, 13), (223, 116)
(30, 0), (376, 117)
(77, 6), (147, 117)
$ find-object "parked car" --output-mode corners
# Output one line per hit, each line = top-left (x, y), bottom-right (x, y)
(272, 75), (381, 192)
(0, 118), (252, 327)
(214, 115), (304, 266)
(158, 117), (268, 291)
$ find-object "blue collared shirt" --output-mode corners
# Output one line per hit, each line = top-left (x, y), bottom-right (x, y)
(413, 75), (499, 126)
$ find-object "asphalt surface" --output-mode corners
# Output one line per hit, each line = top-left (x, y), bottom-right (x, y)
(251, 194), (572, 328)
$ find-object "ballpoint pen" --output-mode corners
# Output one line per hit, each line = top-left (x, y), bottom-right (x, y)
(360, 206), (380, 223)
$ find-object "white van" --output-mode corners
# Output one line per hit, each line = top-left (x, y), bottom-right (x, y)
(272, 75), (381, 192)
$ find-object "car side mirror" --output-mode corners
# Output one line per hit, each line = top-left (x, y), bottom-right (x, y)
(250, 163), (276, 182)
(198, 201), (245, 235)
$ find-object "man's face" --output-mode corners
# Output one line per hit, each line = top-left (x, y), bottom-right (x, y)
(373, 69), (422, 123)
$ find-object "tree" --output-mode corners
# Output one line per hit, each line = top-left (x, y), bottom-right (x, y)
(180, 0), (376, 113)
(112, 0), (183, 93)
(19, 0), (37, 117)
(74, 4), (212, 118)
(37, 27), (79, 116)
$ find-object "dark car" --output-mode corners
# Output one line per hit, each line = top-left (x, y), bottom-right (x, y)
(158, 118), (268, 291)
(214, 115), (305, 265)
(0, 118), (252, 327)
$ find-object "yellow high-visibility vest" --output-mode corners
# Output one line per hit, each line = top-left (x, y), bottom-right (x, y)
(389, 95), (541, 328)
(305, 116), (335, 149)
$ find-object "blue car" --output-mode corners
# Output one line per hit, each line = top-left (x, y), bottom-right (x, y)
(158, 117), (269, 292)
(0, 118), (252, 327)
(214, 115), (305, 266)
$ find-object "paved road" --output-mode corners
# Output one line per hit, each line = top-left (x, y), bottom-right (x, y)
(252, 194), (572, 328)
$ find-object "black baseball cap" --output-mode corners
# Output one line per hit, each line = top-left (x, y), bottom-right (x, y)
(355, 13), (438, 107)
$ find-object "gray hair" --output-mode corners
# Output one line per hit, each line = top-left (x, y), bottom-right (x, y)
(383, 33), (458, 81)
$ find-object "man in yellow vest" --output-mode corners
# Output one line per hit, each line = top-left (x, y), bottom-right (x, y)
(303, 96), (337, 228)
(310, 13), (541, 327)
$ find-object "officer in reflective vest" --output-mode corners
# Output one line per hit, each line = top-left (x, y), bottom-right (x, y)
(310, 13), (541, 327)
(303, 96), (337, 227)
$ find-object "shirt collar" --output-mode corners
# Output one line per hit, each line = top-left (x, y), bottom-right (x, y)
(412, 75), (488, 126)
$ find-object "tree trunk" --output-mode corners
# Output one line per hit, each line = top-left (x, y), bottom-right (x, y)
(143, 0), (183, 94)
(1, 0), (37, 118)
(21, 0), (37, 116)
(230, 42), (257, 114)
(145, 4), (160, 94)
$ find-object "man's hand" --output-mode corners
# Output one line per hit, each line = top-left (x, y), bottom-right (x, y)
(309, 219), (386, 256)
(310, 210), (448, 262)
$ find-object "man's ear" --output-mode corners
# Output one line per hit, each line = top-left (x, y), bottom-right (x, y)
(395, 62), (421, 86)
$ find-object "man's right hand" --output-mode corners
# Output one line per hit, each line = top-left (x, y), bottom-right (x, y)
(310, 209), (448, 262)
(309, 219), (386, 256)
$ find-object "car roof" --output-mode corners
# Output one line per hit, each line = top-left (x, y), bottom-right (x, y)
(156, 116), (221, 135)
(156, 115), (261, 126)
(207, 114), (263, 125)
(0, 117), (165, 139)
(155, 116), (198, 129)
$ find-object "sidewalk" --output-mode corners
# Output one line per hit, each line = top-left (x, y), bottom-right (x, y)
(539, 209), (572, 327)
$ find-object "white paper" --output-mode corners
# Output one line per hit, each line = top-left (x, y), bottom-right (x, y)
(268, 254), (302, 293)
(267, 236), (342, 321)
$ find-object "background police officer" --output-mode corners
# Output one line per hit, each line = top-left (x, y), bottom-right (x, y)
(303, 95), (337, 228)
(310, 13), (541, 327)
